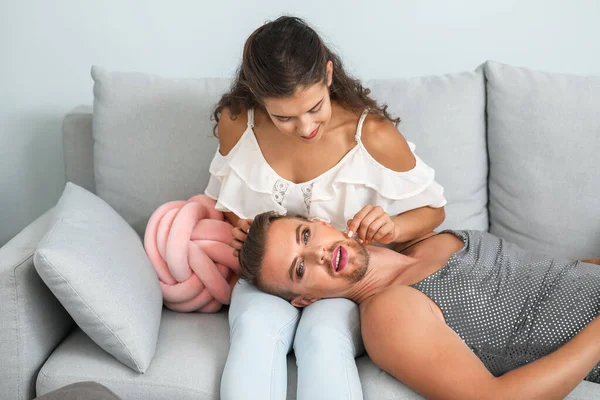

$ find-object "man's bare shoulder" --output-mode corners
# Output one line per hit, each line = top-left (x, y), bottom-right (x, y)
(360, 285), (445, 365)
(360, 285), (433, 331)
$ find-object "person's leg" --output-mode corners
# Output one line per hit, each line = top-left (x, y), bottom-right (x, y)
(293, 298), (364, 400)
(221, 280), (300, 400)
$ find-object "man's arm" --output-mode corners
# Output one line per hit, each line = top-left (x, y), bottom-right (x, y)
(581, 258), (600, 265)
(362, 286), (600, 400)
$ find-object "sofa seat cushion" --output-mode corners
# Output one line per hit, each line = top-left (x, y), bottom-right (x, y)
(37, 309), (427, 400)
(37, 310), (231, 400)
(36, 308), (600, 399)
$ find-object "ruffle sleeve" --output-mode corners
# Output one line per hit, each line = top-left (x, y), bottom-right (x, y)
(204, 148), (226, 201)
(204, 142), (287, 219)
(309, 142), (447, 228)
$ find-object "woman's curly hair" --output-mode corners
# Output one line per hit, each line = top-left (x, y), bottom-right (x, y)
(213, 16), (399, 134)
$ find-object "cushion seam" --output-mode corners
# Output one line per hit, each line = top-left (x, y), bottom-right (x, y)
(37, 217), (142, 371)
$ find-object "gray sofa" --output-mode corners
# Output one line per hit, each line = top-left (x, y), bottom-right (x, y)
(1, 61), (599, 400)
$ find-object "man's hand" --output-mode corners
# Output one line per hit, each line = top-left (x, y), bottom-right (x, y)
(230, 218), (253, 257)
(347, 205), (399, 245)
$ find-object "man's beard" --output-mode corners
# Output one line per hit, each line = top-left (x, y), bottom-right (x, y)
(328, 238), (369, 283)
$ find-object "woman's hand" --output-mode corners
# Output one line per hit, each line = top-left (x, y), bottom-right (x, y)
(347, 205), (399, 245)
(230, 218), (253, 257)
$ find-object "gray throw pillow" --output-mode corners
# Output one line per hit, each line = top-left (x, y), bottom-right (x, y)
(34, 182), (162, 373)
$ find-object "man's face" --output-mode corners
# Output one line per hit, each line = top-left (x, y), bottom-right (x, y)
(261, 218), (369, 306)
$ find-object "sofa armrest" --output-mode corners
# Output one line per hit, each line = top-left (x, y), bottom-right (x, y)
(0, 209), (74, 400)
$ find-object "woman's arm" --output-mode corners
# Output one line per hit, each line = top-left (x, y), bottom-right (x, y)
(363, 286), (600, 400)
(224, 212), (241, 227)
(354, 116), (445, 244)
(390, 205), (445, 243)
(216, 107), (252, 255)
(216, 107), (247, 156)
(347, 204), (444, 244)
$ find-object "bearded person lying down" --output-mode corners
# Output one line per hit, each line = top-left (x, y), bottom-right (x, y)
(238, 211), (600, 400)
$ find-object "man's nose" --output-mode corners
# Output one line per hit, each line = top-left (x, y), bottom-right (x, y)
(306, 245), (326, 264)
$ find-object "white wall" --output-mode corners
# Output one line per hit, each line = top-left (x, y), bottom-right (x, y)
(1, 0), (599, 246)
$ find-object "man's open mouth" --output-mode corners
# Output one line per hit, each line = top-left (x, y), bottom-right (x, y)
(333, 245), (348, 272)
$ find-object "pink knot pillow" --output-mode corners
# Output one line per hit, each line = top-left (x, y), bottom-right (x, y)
(144, 195), (239, 312)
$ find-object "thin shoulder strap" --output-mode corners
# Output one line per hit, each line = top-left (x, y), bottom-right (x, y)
(354, 109), (369, 142)
(247, 108), (255, 128)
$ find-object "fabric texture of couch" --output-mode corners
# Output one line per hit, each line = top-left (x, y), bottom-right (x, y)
(1, 61), (599, 399)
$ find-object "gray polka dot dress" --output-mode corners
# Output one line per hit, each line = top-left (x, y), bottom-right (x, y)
(410, 230), (600, 382)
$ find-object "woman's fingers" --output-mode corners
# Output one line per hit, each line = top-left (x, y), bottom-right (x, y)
(231, 219), (254, 257)
(232, 227), (247, 242)
(229, 225), (247, 251)
(365, 218), (386, 242)
(373, 223), (396, 244)
(356, 206), (384, 241)
(347, 205), (373, 236)
(237, 218), (252, 233)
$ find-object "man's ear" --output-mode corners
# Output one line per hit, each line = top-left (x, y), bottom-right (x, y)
(291, 295), (319, 308)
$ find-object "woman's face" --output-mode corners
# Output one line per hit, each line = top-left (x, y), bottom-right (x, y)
(261, 61), (334, 143)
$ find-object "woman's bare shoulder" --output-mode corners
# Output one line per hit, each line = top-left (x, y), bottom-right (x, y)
(217, 106), (249, 156)
(360, 115), (416, 172)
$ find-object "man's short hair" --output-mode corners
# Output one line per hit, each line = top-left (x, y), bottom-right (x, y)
(238, 211), (303, 301)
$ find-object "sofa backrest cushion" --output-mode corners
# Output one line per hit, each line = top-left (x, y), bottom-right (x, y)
(91, 66), (230, 236)
(63, 105), (96, 194)
(368, 67), (488, 231)
(486, 61), (600, 258)
(85, 66), (488, 237)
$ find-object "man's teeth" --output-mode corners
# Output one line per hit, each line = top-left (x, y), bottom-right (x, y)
(335, 250), (341, 271)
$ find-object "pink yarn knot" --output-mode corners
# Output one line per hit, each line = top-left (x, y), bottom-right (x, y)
(144, 195), (239, 313)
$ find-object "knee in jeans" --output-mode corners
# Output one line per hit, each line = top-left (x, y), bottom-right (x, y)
(294, 322), (357, 354)
(231, 305), (299, 337)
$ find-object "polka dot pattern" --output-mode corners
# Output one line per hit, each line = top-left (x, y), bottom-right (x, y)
(411, 230), (600, 382)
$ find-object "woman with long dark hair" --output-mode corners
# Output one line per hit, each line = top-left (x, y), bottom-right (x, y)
(207, 16), (447, 399)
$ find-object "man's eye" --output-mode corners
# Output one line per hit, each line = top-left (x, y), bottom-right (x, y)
(277, 117), (291, 122)
(303, 229), (309, 245)
(297, 261), (305, 278)
(309, 107), (322, 114)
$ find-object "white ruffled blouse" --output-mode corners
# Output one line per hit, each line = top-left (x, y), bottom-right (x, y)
(205, 109), (446, 231)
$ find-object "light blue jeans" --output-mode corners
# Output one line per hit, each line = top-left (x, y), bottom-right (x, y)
(221, 280), (364, 400)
